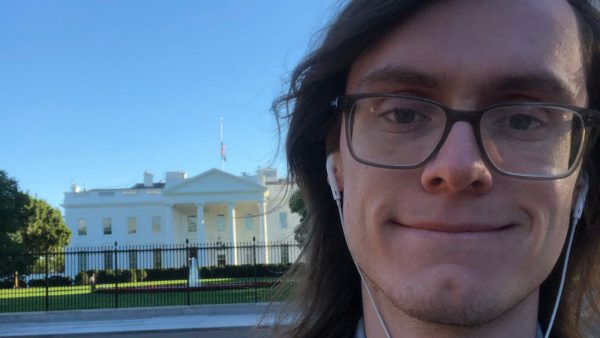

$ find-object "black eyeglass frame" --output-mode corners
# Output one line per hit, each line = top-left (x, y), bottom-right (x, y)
(331, 93), (600, 180)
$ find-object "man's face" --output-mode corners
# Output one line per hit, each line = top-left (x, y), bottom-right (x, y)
(334, 0), (587, 325)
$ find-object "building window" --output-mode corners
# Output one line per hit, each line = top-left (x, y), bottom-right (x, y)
(152, 216), (161, 234)
(104, 251), (113, 270)
(246, 250), (253, 265)
(78, 252), (88, 272)
(77, 219), (87, 236)
(189, 247), (198, 260)
(128, 251), (138, 269)
(281, 244), (290, 264)
(153, 249), (162, 269)
(244, 214), (253, 230)
(279, 212), (288, 229)
(103, 218), (112, 235)
(217, 254), (226, 267)
(188, 215), (197, 233)
(217, 214), (226, 232)
(128, 217), (137, 234)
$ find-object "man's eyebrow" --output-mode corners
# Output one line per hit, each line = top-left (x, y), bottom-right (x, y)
(357, 65), (441, 90)
(358, 66), (579, 102)
(488, 73), (577, 101)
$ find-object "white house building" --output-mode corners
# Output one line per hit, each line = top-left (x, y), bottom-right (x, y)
(62, 168), (300, 275)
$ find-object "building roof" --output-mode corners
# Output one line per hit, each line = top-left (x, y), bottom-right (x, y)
(130, 183), (166, 190)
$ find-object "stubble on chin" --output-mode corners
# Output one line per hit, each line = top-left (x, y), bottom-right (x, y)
(360, 266), (535, 327)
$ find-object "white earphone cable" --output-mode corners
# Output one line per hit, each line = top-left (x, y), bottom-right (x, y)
(543, 174), (588, 338)
(334, 199), (393, 338)
(543, 217), (578, 338)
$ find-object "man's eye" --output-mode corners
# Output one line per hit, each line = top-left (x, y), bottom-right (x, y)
(506, 114), (543, 131)
(384, 108), (427, 124)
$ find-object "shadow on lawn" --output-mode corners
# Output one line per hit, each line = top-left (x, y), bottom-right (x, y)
(0, 284), (287, 312)
(94, 281), (276, 294)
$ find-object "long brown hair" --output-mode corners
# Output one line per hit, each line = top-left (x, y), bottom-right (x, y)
(273, 1), (600, 337)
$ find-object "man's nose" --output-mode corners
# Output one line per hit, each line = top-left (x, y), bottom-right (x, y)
(421, 122), (493, 194)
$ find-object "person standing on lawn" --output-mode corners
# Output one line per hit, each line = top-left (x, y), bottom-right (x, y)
(90, 272), (96, 292)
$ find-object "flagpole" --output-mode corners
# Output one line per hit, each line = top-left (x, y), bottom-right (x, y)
(220, 117), (224, 171)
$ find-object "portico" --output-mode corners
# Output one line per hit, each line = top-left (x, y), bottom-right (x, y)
(162, 169), (270, 264)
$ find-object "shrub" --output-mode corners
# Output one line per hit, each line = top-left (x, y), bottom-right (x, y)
(0, 278), (26, 289)
(27, 275), (72, 287)
(200, 263), (292, 278)
(138, 264), (292, 281)
(98, 269), (116, 283)
(136, 269), (147, 282)
(116, 270), (132, 283)
(48, 275), (72, 286)
(75, 271), (89, 285)
(144, 267), (187, 281)
(88, 269), (143, 284)
(28, 279), (45, 287)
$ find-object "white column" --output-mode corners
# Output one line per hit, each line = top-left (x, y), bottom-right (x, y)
(196, 203), (206, 244)
(259, 200), (269, 264)
(164, 204), (176, 244)
(164, 204), (176, 268)
(196, 203), (206, 266)
(228, 203), (238, 265)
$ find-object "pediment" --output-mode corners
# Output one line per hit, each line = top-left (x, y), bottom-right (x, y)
(163, 169), (266, 195)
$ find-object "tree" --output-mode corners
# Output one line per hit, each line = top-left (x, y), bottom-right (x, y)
(10, 196), (72, 276)
(289, 189), (308, 245)
(0, 170), (30, 278)
(0, 170), (71, 278)
(16, 197), (71, 252)
(0, 171), (28, 235)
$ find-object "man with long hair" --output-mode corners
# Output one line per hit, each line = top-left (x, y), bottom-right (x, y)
(274, 0), (600, 337)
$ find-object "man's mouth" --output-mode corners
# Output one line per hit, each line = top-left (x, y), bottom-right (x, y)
(396, 222), (516, 233)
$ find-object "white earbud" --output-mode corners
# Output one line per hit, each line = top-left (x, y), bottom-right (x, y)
(326, 154), (342, 201)
(573, 173), (589, 220)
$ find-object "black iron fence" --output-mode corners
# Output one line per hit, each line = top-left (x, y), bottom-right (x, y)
(0, 239), (301, 313)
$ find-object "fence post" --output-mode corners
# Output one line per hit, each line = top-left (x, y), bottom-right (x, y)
(45, 250), (49, 311)
(186, 239), (190, 306)
(114, 241), (118, 308)
(253, 237), (258, 303)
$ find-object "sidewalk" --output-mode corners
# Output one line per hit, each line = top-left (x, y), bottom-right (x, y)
(0, 303), (281, 337)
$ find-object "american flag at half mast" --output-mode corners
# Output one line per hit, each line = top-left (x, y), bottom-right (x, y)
(220, 117), (226, 171)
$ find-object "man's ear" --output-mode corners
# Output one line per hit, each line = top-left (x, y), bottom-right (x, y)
(571, 171), (589, 216)
(326, 152), (344, 200)
(331, 151), (344, 193)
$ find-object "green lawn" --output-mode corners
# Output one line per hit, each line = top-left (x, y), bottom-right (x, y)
(0, 277), (291, 313)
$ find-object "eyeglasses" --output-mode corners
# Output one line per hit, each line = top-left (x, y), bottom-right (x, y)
(331, 93), (600, 179)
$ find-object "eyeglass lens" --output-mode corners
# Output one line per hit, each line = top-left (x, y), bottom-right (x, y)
(349, 97), (585, 177)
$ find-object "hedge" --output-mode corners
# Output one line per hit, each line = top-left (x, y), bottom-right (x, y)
(144, 267), (187, 281)
(28, 275), (72, 287)
(0, 279), (26, 289)
(200, 264), (292, 278)
(143, 263), (293, 281)
(2, 263), (295, 288)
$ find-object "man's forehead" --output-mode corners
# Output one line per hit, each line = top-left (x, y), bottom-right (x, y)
(385, 0), (579, 41)
(346, 0), (587, 104)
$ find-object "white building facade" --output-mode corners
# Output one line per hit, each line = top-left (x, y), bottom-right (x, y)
(62, 168), (300, 275)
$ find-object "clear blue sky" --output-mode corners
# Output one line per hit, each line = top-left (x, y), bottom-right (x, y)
(0, 0), (344, 210)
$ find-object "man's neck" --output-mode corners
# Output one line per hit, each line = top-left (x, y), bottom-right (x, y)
(361, 285), (540, 338)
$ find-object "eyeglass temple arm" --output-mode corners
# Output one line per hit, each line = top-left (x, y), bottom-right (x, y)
(331, 97), (341, 109)
(582, 109), (600, 127)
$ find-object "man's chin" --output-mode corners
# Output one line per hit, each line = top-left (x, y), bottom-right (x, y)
(392, 294), (509, 326)
(370, 275), (532, 327)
